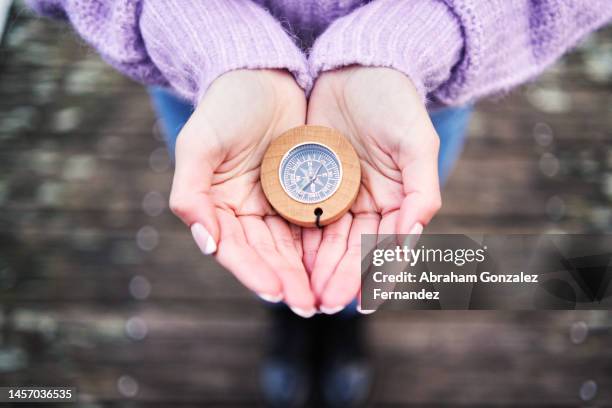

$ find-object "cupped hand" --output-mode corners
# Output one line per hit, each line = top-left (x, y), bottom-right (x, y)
(304, 67), (441, 313)
(170, 69), (316, 317)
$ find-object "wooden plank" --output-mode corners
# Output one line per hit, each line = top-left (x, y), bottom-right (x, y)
(3, 305), (609, 405)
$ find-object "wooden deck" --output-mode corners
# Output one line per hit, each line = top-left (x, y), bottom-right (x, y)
(1, 4), (612, 407)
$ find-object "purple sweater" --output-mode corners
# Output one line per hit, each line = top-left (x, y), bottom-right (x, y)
(27, 0), (612, 106)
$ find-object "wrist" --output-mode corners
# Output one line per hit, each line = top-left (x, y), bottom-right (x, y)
(309, 0), (463, 104)
(140, 0), (312, 104)
(203, 69), (305, 106)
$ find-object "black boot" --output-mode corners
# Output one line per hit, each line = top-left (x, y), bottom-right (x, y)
(260, 305), (314, 408)
(314, 312), (373, 408)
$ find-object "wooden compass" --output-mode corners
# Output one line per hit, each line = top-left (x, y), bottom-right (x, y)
(261, 125), (361, 228)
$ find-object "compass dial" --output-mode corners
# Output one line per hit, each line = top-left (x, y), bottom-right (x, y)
(279, 142), (342, 204)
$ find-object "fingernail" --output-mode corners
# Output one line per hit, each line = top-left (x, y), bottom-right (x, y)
(403, 222), (423, 248)
(320, 305), (344, 315)
(290, 307), (316, 319)
(257, 293), (283, 303)
(357, 304), (376, 315)
(409, 222), (424, 235)
(191, 223), (217, 255)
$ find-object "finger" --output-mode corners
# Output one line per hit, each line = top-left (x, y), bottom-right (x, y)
(170, 125), (221, 251)
(361, 212), (423, 314)
(266, 217), (316, 315)
(302, 227), (323, 275)
(378, 210), (399, 236)
(310, 213), (353, 299)
(397, 125), (441, 235)
(265, 216), (303, 270)
(356, 289), (375, 315)
(241, 216), (315, 314)
(319, 213), (380, 312)
(215, 210), (282, 299)
(289, 223), (304, 259)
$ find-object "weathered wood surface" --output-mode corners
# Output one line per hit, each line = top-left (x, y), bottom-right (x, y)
(1, 3), (612, 407)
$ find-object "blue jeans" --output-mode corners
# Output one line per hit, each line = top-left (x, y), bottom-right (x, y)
(149, 87), (471, 185)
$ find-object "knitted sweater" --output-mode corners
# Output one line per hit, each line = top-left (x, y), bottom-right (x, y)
(27, 0), (612, 106)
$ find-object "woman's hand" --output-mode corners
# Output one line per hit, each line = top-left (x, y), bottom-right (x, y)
(170, 69), (316, 317)
(304, 67), (441, 313)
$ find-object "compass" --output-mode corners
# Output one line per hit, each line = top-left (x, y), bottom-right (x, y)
(279, 142), (342, 204)
(261, 126), (361, 228)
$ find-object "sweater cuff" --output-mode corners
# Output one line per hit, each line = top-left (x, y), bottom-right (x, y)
(309, 0), (463, 103)
(141, 0), (311, 104)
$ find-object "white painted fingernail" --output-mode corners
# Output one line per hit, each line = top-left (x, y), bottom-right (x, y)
(357, 304), (376, 315)
(290, 307), (316, 319)
(257, 293), (283, 303)
(320, 305), (344, 315)
(409, 222), (424, 235)
(403, 222), (423, 248)
(191, 223), (217, 255)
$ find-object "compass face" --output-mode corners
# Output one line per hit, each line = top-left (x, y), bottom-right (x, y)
(279, 142), (343, 204)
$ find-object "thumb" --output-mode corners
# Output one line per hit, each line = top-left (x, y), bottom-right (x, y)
(169, 126), (221, 255)
(397, 123), (442, 234)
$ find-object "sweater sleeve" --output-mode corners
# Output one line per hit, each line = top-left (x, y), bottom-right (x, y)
(308, 0), (612, 107)
(26, 0), (312, 103)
